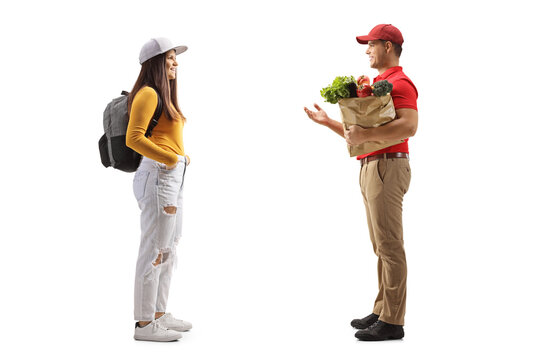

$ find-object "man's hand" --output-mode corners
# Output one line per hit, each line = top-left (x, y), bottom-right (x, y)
(344, 125), (368, 146)
(304, 103), (330, 126)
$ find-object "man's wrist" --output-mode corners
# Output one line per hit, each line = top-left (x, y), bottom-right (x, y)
(324, 117), (338, 127)
(361, 127), (373, 142)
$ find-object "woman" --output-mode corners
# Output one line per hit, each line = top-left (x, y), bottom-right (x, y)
(126, 37), (192, 342)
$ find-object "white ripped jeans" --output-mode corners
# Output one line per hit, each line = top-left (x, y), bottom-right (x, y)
(133, 155), (186, 321)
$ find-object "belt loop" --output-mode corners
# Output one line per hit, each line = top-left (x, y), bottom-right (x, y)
(383, 153), (387, 160)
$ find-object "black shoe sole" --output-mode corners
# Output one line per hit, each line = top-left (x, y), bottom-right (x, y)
(351, 324), (369, 330)
(351, 321), (370, 330)
(355, 332), (404, 341)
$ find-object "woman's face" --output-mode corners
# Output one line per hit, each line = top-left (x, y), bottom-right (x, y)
(165, 50), (178, 80)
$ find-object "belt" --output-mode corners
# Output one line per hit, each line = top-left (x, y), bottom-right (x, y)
(360, 152), (409, 166)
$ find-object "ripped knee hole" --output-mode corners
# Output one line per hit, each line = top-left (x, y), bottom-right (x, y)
(163, 206), (177, 215)
(152, 250), (171, 266)
(152, 252), (163, 266)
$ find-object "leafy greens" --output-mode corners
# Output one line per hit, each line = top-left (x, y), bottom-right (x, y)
(320, 75), (356, 104)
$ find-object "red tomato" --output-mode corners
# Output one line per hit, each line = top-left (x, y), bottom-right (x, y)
(357, 75), (371, 87)
(356, 85), (373, 98)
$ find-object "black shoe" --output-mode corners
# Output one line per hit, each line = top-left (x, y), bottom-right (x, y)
(355, 320), (404, 341)
(350, 313), (379, 330)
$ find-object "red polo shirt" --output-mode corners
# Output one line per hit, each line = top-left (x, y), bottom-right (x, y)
(357, 66), (418, 160)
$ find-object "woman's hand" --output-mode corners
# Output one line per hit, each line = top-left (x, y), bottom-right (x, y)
(166, 155), (189, 169)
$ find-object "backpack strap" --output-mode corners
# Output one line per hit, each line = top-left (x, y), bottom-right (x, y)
(144, 90), (163, 138)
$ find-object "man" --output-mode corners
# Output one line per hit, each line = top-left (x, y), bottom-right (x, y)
(304, 24), (418, 341)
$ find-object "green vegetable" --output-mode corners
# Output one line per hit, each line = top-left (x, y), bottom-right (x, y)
(372, 80), (393, 97)
(320, 75), (357, 104)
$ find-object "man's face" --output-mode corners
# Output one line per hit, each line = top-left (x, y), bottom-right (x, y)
(365, 40), (387, 69)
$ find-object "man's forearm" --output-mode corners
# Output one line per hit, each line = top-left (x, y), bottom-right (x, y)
(362, 117), (416, 142)
(325, 118), (345, 138)
(357, 106), (419, 143)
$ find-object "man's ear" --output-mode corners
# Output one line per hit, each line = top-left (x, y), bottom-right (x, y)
(384, 41), (393, 54)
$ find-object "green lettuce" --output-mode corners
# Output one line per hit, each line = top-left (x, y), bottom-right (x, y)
(320, 75), (356, 104)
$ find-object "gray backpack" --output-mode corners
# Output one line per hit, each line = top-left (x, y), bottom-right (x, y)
(99, 90), (162, 172)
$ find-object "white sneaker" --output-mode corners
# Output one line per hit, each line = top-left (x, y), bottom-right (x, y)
(134, 320), (183, 342)
(156, 313), (192, 332)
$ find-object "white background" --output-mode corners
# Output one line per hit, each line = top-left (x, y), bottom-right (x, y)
(1, 0), (539, 358)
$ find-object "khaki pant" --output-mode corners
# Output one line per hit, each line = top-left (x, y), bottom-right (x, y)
(360, 157), (411, 325)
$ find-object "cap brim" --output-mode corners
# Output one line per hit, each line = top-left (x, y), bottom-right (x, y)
(356, 35), (376, 44)
(173, 45), (188, 55)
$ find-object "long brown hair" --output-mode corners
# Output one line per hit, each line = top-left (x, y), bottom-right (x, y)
(127, 52), (185, 121)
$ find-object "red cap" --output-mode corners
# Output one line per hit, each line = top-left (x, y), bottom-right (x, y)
(356, 24), (404, 45)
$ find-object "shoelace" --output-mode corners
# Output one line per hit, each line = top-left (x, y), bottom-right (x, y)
(152, 321), (169, 332)
(366, 320), (381, 331)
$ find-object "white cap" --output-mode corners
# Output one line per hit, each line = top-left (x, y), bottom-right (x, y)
(139, 37), (188, 64)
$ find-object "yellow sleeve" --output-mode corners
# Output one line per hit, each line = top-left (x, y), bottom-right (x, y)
(126, 87), (178, 166)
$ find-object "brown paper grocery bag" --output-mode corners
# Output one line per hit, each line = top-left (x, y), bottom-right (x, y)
(338, 95), (404, 157)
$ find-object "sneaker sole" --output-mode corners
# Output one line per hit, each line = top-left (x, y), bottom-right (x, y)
(134, 334), (182, 342)
(167, 327), (192, 332)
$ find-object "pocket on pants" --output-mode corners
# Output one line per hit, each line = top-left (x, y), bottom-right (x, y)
(401, 163), (411, 194)
(376, 160), (387, 184)
(133, 171), (150, 202)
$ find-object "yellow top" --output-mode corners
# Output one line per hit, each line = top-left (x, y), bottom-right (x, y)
(126, 86), (185, 167)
